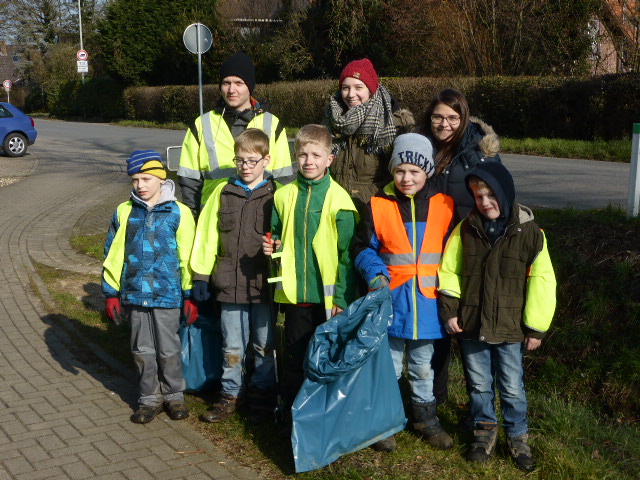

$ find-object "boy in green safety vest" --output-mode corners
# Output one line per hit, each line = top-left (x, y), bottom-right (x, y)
(262, 124), (359, 414)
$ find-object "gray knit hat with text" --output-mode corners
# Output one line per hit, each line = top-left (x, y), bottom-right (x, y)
(388, 133), (435, 177)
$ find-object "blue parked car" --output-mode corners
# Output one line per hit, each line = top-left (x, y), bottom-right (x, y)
(0, 102), (37, 157)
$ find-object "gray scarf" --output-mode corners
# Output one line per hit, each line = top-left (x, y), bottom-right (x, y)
(324, 84), (397, 155)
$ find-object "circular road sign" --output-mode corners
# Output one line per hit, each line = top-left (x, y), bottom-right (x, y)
(2, 80), (12, 90)
(183, 23), (213, 54)
(77, 50), (89, 61)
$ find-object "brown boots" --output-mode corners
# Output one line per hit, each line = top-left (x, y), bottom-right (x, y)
(200, 393), (243, 423)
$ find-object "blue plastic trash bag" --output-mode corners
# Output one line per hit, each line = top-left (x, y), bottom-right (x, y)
(179, 312), (223, 392)
(291, 287), (407, 473)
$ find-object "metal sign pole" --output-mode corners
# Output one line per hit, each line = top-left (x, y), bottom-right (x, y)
(78, 0), (85, 84)
(183, 23), (212, 119)
(627, 123), (640, 218)
(197, 23), (204, 117)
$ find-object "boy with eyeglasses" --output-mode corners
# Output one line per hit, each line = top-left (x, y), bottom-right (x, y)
(190, 128), (278, 424)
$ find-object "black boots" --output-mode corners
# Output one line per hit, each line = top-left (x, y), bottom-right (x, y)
(411, 401), (454, 450)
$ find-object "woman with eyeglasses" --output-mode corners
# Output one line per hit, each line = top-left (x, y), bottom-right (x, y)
(417, 88), (502, 223)
(323, 58), (414, 213)
(416, 88), (502, 409)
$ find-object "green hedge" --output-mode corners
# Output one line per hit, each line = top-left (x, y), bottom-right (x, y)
(48, 78), (125, 120)
(134, 74), (640, 140)
(46, 74), (640, 140)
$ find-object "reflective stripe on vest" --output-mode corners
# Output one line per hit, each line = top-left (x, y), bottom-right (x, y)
(201, 112), (236, 180)
(371, 193), (453, 299)
(262, 112), (272, 139)
(200, 111), (275, 181)
(269, 165), (294, 179)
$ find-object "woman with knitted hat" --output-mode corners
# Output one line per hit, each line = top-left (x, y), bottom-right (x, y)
(323, 58), (414, 213)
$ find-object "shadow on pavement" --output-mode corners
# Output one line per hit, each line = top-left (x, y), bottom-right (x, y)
(40, 279), (139, 410)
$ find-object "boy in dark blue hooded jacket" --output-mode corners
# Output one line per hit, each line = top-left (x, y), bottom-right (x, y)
(438, 162), (556, 471)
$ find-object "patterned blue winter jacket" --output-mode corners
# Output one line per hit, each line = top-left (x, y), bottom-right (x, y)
(102, 181), (195, 308)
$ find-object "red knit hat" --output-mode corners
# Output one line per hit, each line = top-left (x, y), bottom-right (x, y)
(339, 58), (379, 95)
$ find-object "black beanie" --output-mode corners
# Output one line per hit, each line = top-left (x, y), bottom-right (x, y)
(219, 52), (256, 92)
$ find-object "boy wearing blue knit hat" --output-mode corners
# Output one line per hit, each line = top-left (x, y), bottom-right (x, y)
(102, 149), (198, 424)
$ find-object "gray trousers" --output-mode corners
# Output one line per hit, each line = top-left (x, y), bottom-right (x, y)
(128, 306), (185, 407)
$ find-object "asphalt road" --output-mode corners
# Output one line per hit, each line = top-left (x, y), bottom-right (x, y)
(30, 118), (632, 211)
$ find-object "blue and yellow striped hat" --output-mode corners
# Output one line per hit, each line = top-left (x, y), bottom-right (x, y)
(126, 150), (166, 180)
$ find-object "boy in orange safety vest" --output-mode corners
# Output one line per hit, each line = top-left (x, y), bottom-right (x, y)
(352, 133), (455, 452)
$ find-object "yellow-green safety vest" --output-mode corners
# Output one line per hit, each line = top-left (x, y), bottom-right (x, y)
(272, 180), (357, 319)
(178, 110), (292, 206)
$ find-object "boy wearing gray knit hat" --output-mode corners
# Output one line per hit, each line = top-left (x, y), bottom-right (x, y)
(388, 133), (435, 178)
(351, 132), (455, 452)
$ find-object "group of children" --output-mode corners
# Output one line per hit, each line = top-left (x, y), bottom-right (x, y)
(102, 120), (556, 471)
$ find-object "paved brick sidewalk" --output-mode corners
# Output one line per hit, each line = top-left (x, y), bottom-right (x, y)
(0, 144), (264, 479)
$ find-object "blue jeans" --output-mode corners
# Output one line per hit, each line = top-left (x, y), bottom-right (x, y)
(460, 339), (528, 437)
(389, 336), (435, 404)
(220, 303), (275, 397)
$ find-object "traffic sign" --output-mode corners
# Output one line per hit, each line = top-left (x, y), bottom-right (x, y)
(2, 79), (11, 90)
(77, 50), (89, 61)
(77, 61), (89, 73)
(183, 23), (212, 54)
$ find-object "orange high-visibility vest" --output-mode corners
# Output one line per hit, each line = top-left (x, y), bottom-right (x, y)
(371, 193), (453, 298)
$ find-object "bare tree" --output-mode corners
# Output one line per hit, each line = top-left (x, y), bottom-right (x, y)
(599, 0), (640, 72)
(425, 0), (598, 76)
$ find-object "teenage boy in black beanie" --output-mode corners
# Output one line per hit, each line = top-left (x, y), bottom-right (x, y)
(178, 52), (293, 219)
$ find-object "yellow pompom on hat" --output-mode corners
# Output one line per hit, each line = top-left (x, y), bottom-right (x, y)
(126, 150), (167, 180)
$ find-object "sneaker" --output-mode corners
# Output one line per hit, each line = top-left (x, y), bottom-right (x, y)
(130, 405), (162, 424)
(371, 435), (397, 452)
(165, 400), (189, 420)
(468, 423), (498, 463)
(200, 394), (240, 423)
(507, 434), (534, 471)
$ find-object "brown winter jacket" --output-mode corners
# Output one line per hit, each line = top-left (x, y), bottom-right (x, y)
(439, 204), (549, 342)
(330, 108), (415, 213)
(192, 177), (276, 304)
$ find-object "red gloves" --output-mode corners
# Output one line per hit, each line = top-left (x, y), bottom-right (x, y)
(105, 297), (122, 325)
(183, 299), (199, 325)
